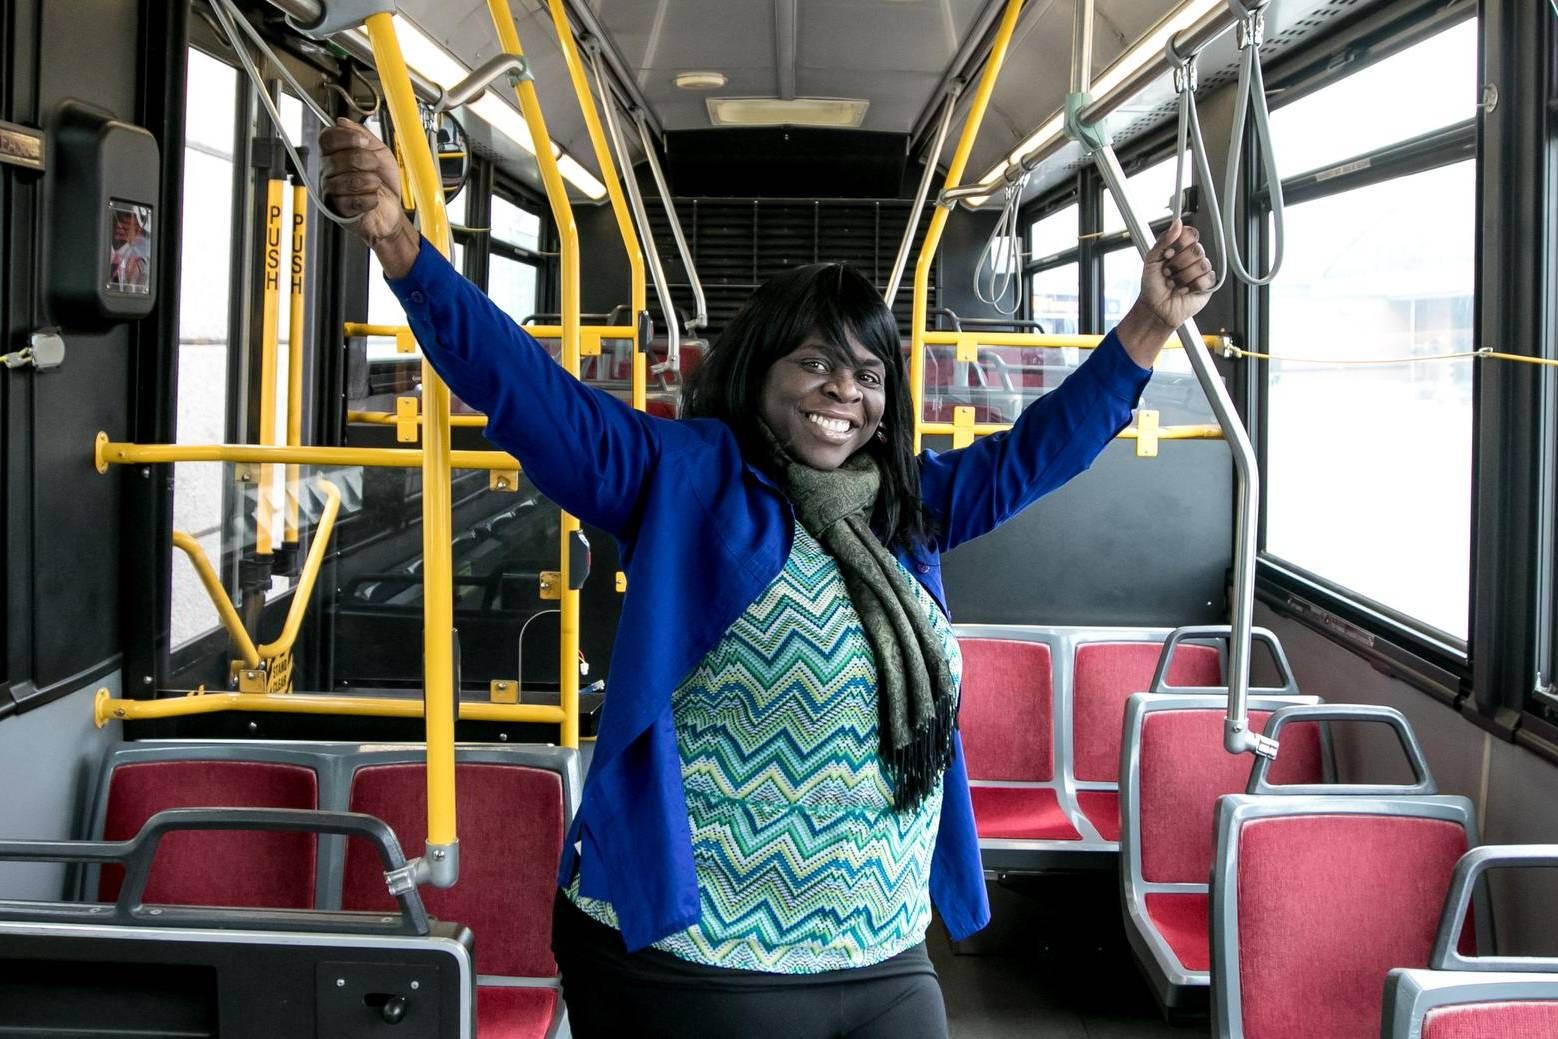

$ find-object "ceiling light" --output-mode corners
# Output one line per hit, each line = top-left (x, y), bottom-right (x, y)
(556, 154), (606, 200)
(674, 71), (728, 90)
(706, 97), (869, 128)
(468, 93), (537, 155)
(390, 15), (468, 92)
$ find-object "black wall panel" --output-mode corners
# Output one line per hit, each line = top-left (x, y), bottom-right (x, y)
(940, 439), (1230, 627)
(4, 0), (148, 700)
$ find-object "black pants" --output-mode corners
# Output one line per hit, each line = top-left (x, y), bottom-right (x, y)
(552, 891), (949, 1039)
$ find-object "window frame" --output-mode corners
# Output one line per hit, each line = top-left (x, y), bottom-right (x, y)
(487, 177), (551, 322)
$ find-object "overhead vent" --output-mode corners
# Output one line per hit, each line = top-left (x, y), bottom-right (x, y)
(706, 97), (869, 128)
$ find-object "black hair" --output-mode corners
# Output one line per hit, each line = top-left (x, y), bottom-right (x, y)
(682, 262), (935, 552)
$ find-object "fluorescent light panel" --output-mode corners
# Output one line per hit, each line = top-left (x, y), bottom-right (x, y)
(707, 97), (869, 128)
(970, 0), (1223, 199)
(392, 15), (605, 199)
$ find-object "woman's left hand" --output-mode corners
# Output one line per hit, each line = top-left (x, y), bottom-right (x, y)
(1115, 219), (1217, 369)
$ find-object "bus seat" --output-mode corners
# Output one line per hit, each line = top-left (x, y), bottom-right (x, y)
(1070, 639), (1222, 842)
(339, 746), (580, 1039)
(1381, 845), (1558, 1039)
(958, 635), (1078, 846)
(1118, 691), (1325, 1016)
(92, 745), (321, 909)
(1210, 705), (1482, 1039)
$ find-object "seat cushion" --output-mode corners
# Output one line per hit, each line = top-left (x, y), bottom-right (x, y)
(1072, 641), (1221, 782)
(958, 639), (1054, 782)
(477, 986), (559, 1039)
(1144, 892), (1210, 972)
(970, 786), (1081, 841)
(1076, 790), (1120, 843)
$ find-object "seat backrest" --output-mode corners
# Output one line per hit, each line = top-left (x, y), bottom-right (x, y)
(95, 754), (319, 909)
(1072, 640), (1221, 784)
(957, 637), (1055, 782)
(1213, 795), (1477, 1039)
(1132, 699), (1324, 884)
(340, 754), (570, 979)
(1382, 844), (1558, 1039)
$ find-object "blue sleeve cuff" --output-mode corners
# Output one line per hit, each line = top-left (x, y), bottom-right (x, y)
(384, 235), (450, 312)
(1083, 329), (1153, 407)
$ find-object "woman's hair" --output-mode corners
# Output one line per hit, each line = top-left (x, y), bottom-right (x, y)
(682, 262), (934, 551)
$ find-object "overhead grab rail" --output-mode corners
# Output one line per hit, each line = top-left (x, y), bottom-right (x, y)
(885, 81), (962, 305)
(1219, 0), (1283, 284)
(584, 37), (679, 377)
(634, 108), (707, 338)
(1165, 39), (1227, 292)
(972, 169), (1031, 315)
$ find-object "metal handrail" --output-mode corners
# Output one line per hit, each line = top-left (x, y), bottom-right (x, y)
(886, 82), (961, 304)
(634, 110), (706, 333)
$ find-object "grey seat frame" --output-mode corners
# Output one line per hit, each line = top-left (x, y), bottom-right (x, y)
(1117, 690), (1325, 1011)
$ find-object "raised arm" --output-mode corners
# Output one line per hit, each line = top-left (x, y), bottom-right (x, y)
(321, 119), (663, 539)
(920, 221), (1213, 551)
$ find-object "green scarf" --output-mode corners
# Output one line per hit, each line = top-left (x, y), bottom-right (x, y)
(759, 423), (957, 812)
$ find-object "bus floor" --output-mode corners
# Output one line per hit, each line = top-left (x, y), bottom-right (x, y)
(929, 871), (1194, 1038)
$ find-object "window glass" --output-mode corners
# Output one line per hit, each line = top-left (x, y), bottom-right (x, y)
(492, 195), (540, 250)
(1265, 161), (1474, 638)
(489, 254), (538, 322)
(1028, 203), (1078, 260)
(172, 49), (239, 648)
(1271, 20), (1478, 179)
(1029, 264), (1079, 336)
(1102, 247), (1194, 376)
(366, 252), (411, 360)
(1102, 155), (1179, 235)
(446, 185), (468, 225)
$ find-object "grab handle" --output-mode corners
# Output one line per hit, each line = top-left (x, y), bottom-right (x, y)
(1247, 704), (1435, 796)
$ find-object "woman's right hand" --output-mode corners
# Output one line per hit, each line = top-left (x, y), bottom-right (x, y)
(319, 117), (420, 277)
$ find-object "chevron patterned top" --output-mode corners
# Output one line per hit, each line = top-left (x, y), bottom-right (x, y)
(568, 522), (963, 973)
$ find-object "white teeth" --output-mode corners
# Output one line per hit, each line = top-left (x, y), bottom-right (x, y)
(806, 413), (851, 433)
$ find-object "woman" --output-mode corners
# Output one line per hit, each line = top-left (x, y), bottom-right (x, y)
(322, 118), (1214, 1038)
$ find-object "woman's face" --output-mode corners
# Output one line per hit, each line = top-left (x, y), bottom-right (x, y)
(758, 331), (887, 470)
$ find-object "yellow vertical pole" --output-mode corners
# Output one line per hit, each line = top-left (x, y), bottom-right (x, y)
(285, 182), (307, 545)
(363, 12), (459, 855)
(910, 0), (1024, 453)
(486, 0), (579, 749)
(545, 0), (645, 414)
(257, 178), (285, 555)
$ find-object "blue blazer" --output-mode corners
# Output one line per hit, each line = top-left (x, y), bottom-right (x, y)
(390, 242), (1150, 951)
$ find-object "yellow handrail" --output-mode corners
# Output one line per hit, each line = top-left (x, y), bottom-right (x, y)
(96, 688), (567, 727)
(347, 410), (490, 428)
(171, 531), (261, 669)
(544, 0), (647, 412)
(923, 330), (1216, 351)
(364, 11), (459, 856)
(257, 479), (340, 659)
(487, 0), (580, 750)
(909, 0), (1024, 454)
(285, 182), (307, 545)
(95, 435), (517, 472)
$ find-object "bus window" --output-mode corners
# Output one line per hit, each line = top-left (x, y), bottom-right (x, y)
(171, 48), (240, 650)
(1262, 19), (1478, 640)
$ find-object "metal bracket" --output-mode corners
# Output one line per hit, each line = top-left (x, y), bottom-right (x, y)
(951, 406), (976, 449)
(285, 0), (397, 40)
(489, 469), (519, 492)
(489, 679), (518, 704)
(1135, 409), (1160, 458)
(1225, 716), (1280, 758)
(434, 54), (532, 114)
(539, 571), (561, 600)
(394, 328), (416, 354)
(1171, 59), (1198, 95)
(1063, 91), (1111, 152)
(1235, 9), (1265, 50)
(395, 396), (419, 443)
(615, 571), (627, 594)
